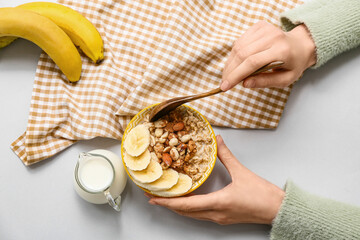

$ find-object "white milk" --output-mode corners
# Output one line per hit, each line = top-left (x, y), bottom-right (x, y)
(79, 156), (114, 192)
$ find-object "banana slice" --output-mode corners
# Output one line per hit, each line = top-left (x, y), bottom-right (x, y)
(124, 150), (151, 171)
(124, 124), (150, 157)
(135, 168), (179, 191)
(153, 173), (192, 197)
(128, 160), (162, 183)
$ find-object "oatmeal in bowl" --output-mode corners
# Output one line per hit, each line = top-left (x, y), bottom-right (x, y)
(121, 104), (217, 197)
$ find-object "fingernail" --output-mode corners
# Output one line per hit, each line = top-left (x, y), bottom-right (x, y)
(244, 79), (255, 88)
(220, 81), (230, 91)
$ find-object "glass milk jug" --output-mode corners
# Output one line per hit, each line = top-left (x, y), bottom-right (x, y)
(74, 149), (127, 211)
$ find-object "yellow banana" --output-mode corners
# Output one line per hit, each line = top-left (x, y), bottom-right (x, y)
(0, 2), (104, 63)
(18, 2), (104, 63)
(0, 36), (17, 48)
(0, 8), (82, 82)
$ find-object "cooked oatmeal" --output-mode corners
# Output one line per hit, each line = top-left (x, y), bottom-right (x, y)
(143, 108), (213, 181)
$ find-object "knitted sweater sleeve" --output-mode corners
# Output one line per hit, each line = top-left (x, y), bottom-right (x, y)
(270, 181), (360, 239)
(280, 0), (360, 68)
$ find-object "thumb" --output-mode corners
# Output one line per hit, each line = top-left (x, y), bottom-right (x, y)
(216, 135), (242, 178)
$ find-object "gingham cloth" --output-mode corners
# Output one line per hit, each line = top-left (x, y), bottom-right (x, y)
(11, 0), (301, 165)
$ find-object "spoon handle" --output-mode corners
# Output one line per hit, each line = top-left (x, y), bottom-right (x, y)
(182, 61), (284, 102)
(149, 61), (284, 122)
(250, 60), (284, 76)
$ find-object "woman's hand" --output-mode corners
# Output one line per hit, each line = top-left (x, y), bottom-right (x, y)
(146, 135), (285, 225)
(220, 21), (316, 91)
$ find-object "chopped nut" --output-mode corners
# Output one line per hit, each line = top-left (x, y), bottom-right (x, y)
(177, 143), (187, 156)
(183, 164), (190, 174)
(177, 130), (186, 137)
(170, 148), (179, 160)
(163, 146), (171, 153)
(154, 142), (164, 153)
(149, 127), (155, 133)
(158, 137), (166, 144)
(188, 140), (196, 152)
(165, 122), (174, 132)
(177, 143), (187, 150)
(168, 133), (177, 140)
(169, 138), (179, 146)
(171, 158), (184, 170)
(154, 119), (168, 128)
(173, 122), (185, 131)
(180, 134), (191, 143)
(155, 128), (163, 138)
(184, 152), (191, 162)
(143, 122), (154, 128)
(162, 153), (172, 167)
(179, 149), (186, 156)
(160, 131), (169, 139)
(160, 162), (169, 170)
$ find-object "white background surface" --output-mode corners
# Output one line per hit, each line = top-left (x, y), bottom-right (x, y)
(1, 0), (360, 239)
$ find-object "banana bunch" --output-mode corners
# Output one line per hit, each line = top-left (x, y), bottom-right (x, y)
(0, 2), (104, 82)
(123, 124), (193, 197)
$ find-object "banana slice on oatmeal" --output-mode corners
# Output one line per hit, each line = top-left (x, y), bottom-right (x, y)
(134, 168), (179, 191)
(128, 160), (163, 183)
(152, 173), (192, 197)
(124, 124), (150, 157)
(124, 150), (151, 171)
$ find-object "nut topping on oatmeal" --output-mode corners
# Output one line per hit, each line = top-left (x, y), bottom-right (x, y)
(177, 143), (187, 150)
(155, 128), (163, 138)
(163, 146), (171, 153)
(154, 119), (167, 128)
(154, 142), (164, 152)
(169, 138), (179, 147)
(143, 108), (212, 182)
(160, 131), (169, 139)
(170, 148), (180, 160)
(173, 122), (184, 131)
(168, 132), (177, 140)
(180, 134), (191, 143)
(188, 140), (196, 152)
(165, 122), (174, 132)
(162, 153), (172, 167)
(177, 130), (186, 138)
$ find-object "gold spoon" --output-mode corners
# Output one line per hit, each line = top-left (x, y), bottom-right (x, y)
(149, 61), (284, 122)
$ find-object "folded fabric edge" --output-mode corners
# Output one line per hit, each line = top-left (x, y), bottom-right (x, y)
(10, 132), (28, 165)
(11, 132), (77, 166)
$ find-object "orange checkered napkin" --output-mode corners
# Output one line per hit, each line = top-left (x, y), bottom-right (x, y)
(11, 0), (301, 165)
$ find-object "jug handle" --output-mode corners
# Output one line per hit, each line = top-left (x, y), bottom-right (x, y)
(104, 189), (121, 211)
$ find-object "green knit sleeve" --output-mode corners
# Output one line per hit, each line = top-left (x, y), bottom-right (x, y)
(280, 0), (360, 68)
(270, 181), (360, 240)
